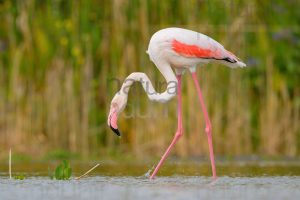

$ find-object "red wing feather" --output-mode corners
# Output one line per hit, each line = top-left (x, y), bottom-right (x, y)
(172, 39), (218, 58)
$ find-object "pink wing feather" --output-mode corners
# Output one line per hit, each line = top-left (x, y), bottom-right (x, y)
(172, 39), (221, 58)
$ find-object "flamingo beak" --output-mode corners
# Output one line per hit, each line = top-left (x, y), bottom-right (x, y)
(108, 108), (121, 137)
(110, 125), (121, 137)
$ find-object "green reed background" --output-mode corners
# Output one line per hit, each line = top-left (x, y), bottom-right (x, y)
(0, 0), (299, 160)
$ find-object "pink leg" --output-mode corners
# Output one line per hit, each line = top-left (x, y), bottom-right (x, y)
(191, 72), (217, 179)
(150, 74), (183, 179)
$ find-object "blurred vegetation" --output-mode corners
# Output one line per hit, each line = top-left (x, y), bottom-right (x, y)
(0, 0), (299, 160)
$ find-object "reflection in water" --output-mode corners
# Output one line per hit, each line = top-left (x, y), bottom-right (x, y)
(0, 161), (299, 177)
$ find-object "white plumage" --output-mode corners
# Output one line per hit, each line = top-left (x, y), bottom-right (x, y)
(147, 27), (246, 69)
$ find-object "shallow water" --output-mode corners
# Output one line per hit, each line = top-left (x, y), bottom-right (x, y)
(1, 176), (300, 200)
(0, 162), (300, 200)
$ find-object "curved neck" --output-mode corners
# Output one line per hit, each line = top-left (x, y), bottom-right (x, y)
(119, 64), (177, 103)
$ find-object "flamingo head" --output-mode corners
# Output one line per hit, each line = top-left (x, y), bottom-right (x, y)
(107, 93), (128, 137)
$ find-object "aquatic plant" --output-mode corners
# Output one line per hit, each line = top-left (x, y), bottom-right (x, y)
(13, 174), (25, 180)
(49, 160), (72, 180)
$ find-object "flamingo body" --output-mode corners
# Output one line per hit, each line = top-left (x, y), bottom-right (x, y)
(147, 27), (245, 69)
(108, 27), (247, 180)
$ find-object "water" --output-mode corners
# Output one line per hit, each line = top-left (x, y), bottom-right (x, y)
(1, 176), (300, 200)
(0, 162), (300, 200)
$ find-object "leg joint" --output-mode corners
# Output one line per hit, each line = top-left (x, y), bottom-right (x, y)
(176, 128), (183, 137)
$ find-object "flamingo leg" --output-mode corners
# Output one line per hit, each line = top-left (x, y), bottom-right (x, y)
(150, 74), (183, 179)
(191, 72), (217, 179)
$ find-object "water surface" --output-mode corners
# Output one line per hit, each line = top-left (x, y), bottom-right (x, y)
(0, 162), (300, 200)
(1, 176), (300, 200)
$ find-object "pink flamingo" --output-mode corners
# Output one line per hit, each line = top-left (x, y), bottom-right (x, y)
(107, 27), (246, 179)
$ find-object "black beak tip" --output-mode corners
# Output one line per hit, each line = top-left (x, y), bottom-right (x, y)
(110, 125), (121, 137)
